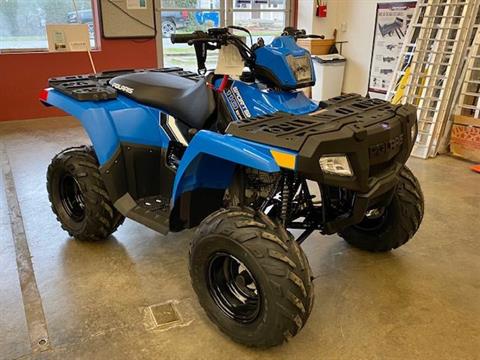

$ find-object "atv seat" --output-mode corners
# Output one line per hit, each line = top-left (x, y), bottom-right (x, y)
(110, 72), (215, 129)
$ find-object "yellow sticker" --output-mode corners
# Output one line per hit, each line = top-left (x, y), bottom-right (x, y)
(270, 150), (296, 169)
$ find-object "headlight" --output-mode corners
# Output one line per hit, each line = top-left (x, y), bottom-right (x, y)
(286, 55), (312, 83)
(319, 155), (353, 177)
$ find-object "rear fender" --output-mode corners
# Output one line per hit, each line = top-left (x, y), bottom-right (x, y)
(41, 89), (169, 164)
(42, 89), (120, 164)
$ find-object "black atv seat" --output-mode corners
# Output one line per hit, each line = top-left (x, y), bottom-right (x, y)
(110, 72), (215, 129)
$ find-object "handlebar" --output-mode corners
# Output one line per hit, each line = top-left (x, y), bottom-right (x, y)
(303, 34), (325, 39)
(170, 27), (325, 75)
(170, 31), (208, 44)
(282, 27), (325, 40)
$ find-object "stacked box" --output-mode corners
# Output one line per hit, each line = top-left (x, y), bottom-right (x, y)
(450, 115), (480, 163)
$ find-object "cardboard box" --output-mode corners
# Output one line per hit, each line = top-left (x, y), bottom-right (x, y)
(297, 38), (336, 55)
(450, 115), (480, 162)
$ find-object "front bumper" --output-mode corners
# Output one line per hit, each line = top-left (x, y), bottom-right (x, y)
(321, 162), (401, 234)
(296, 100), (417, 193)
(226, 94), (418, 233)
(295, 100), (417, 234)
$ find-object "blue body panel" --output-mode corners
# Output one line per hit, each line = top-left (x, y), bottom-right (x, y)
(46, 90), (169, 164)
(221, 80), (318, 120)
(44, 88), (298, 205)
(254, 36), (316, 89)
(171, 130), (298, 202)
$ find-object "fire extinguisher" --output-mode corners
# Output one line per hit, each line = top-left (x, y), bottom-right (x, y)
(316, 0), (327, 18)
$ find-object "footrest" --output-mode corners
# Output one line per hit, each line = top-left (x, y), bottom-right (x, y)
(126, 195), (170, 235)
(135, 196), (170, 215)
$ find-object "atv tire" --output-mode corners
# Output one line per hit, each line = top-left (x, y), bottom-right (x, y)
(189, 207), (314, 348)
(47, 146), (124, 241)
(339, 166), (424, 252)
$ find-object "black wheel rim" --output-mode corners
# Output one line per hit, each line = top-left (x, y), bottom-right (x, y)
(59, 174), (85, 222)
(354, 207), (388, 232)
(207, 252), (261, 324)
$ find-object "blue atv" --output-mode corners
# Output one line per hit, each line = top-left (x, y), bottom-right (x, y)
(41, 27), (423, 347)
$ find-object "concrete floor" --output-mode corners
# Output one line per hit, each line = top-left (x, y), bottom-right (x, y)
(0, 116), (479, 360)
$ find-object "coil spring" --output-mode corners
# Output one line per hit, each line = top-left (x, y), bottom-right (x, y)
(280, 173), (294, 224)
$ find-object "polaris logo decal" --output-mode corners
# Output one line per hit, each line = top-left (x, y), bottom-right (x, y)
(369, 134), (404, 158)
(111, 82), (134, 94)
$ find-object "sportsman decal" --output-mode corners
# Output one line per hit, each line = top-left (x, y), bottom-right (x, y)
(224, 86), (251, 120)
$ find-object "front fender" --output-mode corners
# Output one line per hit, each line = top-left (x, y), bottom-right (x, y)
(171, 130), (289, 202)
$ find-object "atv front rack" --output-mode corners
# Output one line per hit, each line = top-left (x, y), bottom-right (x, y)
(48, 67), (202, 101)
(226, 94), (400, 151)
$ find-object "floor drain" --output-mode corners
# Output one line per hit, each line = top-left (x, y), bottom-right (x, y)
(143, 299), (195, 331)
(150, 301), (181, 327)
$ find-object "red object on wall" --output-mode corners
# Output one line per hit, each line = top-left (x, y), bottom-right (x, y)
(0, 38), (157, 122)
(316, 4), (327, 18)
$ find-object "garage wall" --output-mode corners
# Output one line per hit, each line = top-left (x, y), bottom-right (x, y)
(0, 39), (157, 122)
(299, 0), (410, 95)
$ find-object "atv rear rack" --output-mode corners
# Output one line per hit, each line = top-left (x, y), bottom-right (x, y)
(48, 67), (202, 102)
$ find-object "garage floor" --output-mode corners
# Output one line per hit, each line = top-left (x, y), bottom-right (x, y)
(0, 117), (479, 360)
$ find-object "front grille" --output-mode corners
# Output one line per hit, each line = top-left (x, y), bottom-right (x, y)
(369, 160), (396, 177)
(368, 133), (404, 160)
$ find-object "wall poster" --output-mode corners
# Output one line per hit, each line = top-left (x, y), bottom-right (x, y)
(368, 1), (417, 99)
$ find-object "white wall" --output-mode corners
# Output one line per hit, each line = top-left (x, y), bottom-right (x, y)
(297, 0), (316, 34)
(298, 0), (409, 95)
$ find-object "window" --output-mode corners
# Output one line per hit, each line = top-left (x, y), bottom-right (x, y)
(161, 0), (222, 70)
(231, 0), (288, 44)
(161, 0), (292, 70)
(0, 0), (97, 51)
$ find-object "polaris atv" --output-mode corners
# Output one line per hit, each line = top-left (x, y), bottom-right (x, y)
(40, 27), (424, 348)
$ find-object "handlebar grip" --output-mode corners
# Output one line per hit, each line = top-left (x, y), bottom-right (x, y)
(171, 31), (208, 44)
(170, 33), (195, 44)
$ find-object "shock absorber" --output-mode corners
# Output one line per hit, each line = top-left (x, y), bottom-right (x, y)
(280, 172), (293, 225)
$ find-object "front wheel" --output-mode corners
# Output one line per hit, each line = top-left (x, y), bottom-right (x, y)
(189, 207), (314, 348)
(339, 166), (424, 252)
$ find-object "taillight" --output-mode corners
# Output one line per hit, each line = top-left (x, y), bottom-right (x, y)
(39, 89), (49, 102)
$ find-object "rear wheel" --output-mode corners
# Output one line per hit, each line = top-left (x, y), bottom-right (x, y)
(339, 166), (424, 252)
(189, 207), (314, 348)
(47, 146), (124, 241)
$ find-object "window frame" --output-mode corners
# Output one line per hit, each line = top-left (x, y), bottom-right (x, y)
(157, 0), (294, 68)
(0, 0), (101, 54)
(158, 0), (293, 28)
